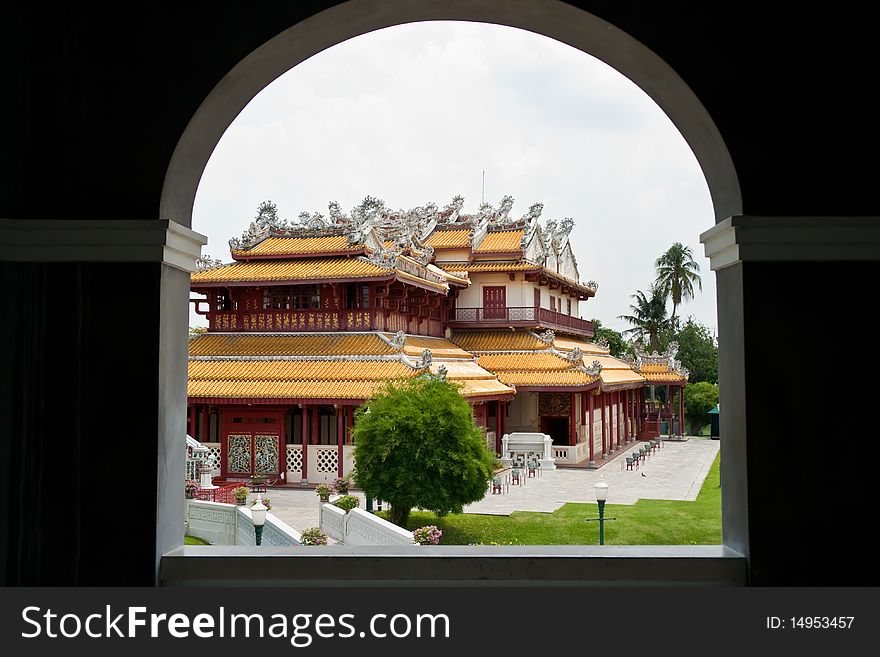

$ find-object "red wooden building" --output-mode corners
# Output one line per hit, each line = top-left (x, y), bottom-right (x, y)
(188, 197), (687, 479)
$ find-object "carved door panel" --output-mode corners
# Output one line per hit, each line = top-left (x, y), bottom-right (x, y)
(224, 433), (281, 476)
(483, 286), (506, 319)
(226, 434), (252, 476)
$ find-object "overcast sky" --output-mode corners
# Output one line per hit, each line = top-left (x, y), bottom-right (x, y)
(192, 21), (716, 335)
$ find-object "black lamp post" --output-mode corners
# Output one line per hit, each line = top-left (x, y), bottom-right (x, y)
(251, 495), (268, 546)
(594, 475), (609, 545)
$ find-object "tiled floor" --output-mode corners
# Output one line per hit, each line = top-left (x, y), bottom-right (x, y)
(261, 437), (720, 531)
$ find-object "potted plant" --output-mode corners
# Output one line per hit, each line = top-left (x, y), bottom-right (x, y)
(333, 494), (359, 513)
(185, 479), (200, 499)
(412, 525), (443, 545)
(253, 497), (271, 511)
(300, 527), (328, 546)
(233, 486), (250, 506)
(315, 483), (332, 502)
(333, 476), (351, 495)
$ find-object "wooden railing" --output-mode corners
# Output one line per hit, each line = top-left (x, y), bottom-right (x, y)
(208, 309), (372, 332)
(448, 306), (594, 336)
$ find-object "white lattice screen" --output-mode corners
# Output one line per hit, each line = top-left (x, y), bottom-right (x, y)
(286, 445), (302, 473)
(206, 446), (221, 468)
(315, 447), (338, 473)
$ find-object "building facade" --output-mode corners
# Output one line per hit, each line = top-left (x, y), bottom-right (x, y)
(188, 197), (687, 482)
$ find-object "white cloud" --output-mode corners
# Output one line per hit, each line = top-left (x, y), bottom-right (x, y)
(193, 21), (717, 335)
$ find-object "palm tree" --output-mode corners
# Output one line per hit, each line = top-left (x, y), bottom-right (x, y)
(654, 242), (702, 327)
(618, 285), (669, 352)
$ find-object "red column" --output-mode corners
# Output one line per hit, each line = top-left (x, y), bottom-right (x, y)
(614, 390), (621, 447)
(495, 400), (503, 454)
(200, 406), (209, 442)
(679, 385), (684, 437)
(301, 405), (309, 482)
(499, 401), (507, 450)
(600, 392), (607, 456)
(336, 406), (344, 477)
(581, 391), (587, 430)
(312, 405), (320, 446)
(569, 393), (577, 446)
(624, 390), (630, 442)
(626, 390), (636, 440)
(188, 405), (196, 439)
(588, 392), (595, 463)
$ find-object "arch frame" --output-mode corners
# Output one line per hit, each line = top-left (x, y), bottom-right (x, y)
(159, 0), (741, 229)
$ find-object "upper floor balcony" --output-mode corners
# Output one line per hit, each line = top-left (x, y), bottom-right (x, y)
(446, 306), (594, 338)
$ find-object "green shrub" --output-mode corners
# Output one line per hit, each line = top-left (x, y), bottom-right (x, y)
(353, 374), (494, 527)
(300, 527), (328, 546)
(333, 494), (359, 513)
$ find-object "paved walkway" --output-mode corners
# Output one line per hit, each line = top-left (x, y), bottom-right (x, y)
(464, 437), (718, 516)
(258, 437), (719, 531)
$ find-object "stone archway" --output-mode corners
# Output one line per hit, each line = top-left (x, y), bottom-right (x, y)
(159, 0), (740, 229)
(157, 0), (746, 581)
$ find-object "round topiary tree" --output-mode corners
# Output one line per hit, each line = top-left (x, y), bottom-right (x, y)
(353, 373), (495, 526)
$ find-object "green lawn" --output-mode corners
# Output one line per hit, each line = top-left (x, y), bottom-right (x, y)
(184, 535), (210, 545)
(397, 453), (721, 545)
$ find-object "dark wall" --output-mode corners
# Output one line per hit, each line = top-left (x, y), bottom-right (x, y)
(2, 1), (876, 220)
(1, 1), (877, 584)
(0, 262), (161, 584)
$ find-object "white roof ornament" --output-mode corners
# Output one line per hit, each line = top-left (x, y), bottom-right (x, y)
(438, 195), (465, 225)
(388, 331), (406, 350)
(195, 255), (223, 270)
(584, 360), (603, 377)
(535, 329), (555, 345)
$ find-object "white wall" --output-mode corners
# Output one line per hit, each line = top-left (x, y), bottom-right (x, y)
(455, 272), (581, 316)
(185, 499), (301, 546)
(320, 504), (416, 546)
(507, 392), (539, 433)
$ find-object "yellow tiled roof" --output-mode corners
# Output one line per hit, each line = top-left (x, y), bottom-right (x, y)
(639, 371), (687, 382)
(188, 359), (417, 382)
(497, 370), (598, 387)
(394, 269), (449, 293)
(188, 357), (513, 400)
(424, 229), (471, 249)
(188, 331), (514, 401)
(442, 261), (539, 272)
(189, 333), (395, 357)
(427, 263), (469, 286)
(553, 337), (610, 355)
(455, 378), (517, 397)
(477, 353), (572, 371)
(188, 378), (387, 400)
(588, 355), (647, 386)
(473, 230), (524, 253)
(637, 363), (687, 383)
(429, 360), (498, 380)
(450, 330), (547, 352)
(191, 257), (390, 284)
(599, 369), (647, 385)
(231, 236), (362, 258)
(400, 335), (474, 359)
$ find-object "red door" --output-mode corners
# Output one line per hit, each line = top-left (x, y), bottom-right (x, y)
(220, 411), (285, 479)
(483, 286), (506, 320)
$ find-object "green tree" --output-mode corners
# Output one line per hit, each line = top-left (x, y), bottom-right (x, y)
(683, 382), (719, 435)
(590, 319), (629, 358)
(618, 285), (670, 353)
(352, 374), (494, 526)
(674, 317), (718, 384)
(654, 243), (702, 327)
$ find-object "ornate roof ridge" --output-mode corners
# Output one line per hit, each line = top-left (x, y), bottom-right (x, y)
(190, 350), (435, 371)
(191, 331), (384, 337)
